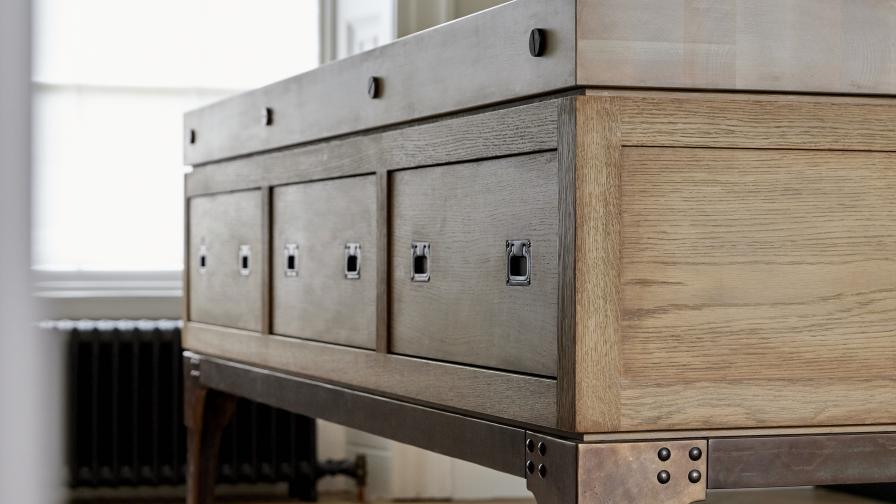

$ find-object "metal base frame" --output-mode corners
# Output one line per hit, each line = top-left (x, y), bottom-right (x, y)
(184, 352), (896, 504)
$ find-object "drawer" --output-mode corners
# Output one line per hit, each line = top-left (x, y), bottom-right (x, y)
(189, 190), (263, 331)
(272, 175), (377, 349)
(390, 152), (559, 376)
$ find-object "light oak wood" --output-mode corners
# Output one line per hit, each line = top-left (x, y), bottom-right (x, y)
(580, 424), (896, 443)
(577, 0), (896, 95)
(572, 95), (896, 433)
(571, 97), (623, 432)
(614, 96), (896, 151)
(272, 175), (377, 349)
(183, 322), (557, 428)
(390, 153), (560, 376)
(189, 190), (264, 332)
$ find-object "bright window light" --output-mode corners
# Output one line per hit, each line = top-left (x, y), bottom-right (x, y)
(32, 0), (320, 271)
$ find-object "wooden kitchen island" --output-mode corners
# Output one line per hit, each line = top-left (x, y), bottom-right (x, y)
(182, 1), (896, 502)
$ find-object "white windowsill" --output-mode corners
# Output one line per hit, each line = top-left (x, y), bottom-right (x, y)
(33, 269), (183, 320)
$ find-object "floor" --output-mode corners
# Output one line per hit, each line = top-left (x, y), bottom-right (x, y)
(72, 487), (890, 503)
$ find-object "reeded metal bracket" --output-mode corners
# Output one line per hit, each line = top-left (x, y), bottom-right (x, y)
(506, 239), (531, 286)
(525, 434), (707, 504)
(198, 243), (208, 274)
(344, 243), (361, 280)
(284, 243), (298, 277)
(411, 241), (431, 282)
(238, 244), (251, 276)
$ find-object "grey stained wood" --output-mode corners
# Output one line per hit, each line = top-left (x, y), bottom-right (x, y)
(183, 0), (575, 165)
(389, 152), (560, 377)
(555, 97), (577, 429)
(708, 434), (896, 489)
(188, 190), (263, 331)
(183, 322), (558, 428)
(185, 98), (560, 198)
(375, 171), (389, 353)
(272, 175), (377, 349)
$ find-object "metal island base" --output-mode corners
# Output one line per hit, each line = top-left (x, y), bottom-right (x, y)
(184, 353), (896, 504)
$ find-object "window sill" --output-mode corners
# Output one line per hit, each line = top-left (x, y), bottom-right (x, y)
(33, 270), (183, 320)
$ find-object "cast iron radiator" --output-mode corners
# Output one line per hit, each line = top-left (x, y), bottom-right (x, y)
(46, 319), (318, 496)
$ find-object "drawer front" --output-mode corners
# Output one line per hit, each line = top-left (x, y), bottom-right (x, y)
(189, 190), (263, 331)
(272, 176), (377, 349)
(390, 152), (559, 376)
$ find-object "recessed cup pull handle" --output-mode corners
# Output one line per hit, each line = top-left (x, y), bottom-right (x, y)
(198, 243), (208, 274)
(411, 241), (431, 282)
(506, 240), (531, 286)
(284, 243), (298, 277)
(344, 243), (361, 280)
(239, 244), (251, 276)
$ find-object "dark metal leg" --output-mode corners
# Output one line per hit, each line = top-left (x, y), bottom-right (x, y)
(184, 356), (237, 504)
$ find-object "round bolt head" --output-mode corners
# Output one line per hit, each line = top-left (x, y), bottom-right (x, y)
(657, 447), (671, 461)
(537, 464), (547, 478)
(537, 441), (546, 456)
(367, 76), (381, 99)
(689, 446), (703, 461)
(526, 460), (535, 474)
(689, 469), (702, 483)
(526, 438), (535, 453)
(657, 470), (671, 485)
(529, 28), (546, 57)
(188, 129), (196, 144)
(262, 107), (273, 126)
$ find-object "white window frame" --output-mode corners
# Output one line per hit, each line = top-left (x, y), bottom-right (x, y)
(34, 3), (329, 319)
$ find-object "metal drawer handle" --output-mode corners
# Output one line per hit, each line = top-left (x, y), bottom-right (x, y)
(344, 243), (361, 280)
(411, 241), (430, 282)
(239, 244), (251, 277)
(284, 243), (298, 277)
(198, 243), (208, 274)
(506, 240), (531, 286)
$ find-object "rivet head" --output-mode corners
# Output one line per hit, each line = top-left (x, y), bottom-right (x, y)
(262, 107), (273, 126)
(537, 464), (547, 478)
(657, 447), (671, 461)
(526, 460), (535, 474)
(529, 28), (546, 57)
(367, 76), (381, 99)
(657, 470), (671, 485)
(689, 447), (703, 461)
(188, 129), (196, 144)
(689, 469), (702, 483)
(537, 441), (546, 456)
(526, 438), (535, 453)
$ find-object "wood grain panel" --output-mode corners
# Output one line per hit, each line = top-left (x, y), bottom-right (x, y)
(390, 152), (560, 377)
(577, 0), (896, 95)
(572, 97), (623, 432)
(272, 176), (377, 349)
(182, 322), (558, 428)
(615, 96), (896, 151)
(615, 148), (896, 430)
(184, 0), (574, 165)
(188, 190), (263, 331)
(185, 99), (559, 197)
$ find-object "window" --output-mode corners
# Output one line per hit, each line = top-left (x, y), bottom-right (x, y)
(32, 0), (320, 272)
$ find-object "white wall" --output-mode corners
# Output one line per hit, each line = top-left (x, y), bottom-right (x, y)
(0, 0), (59, 501)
